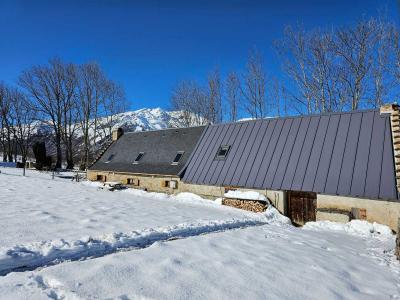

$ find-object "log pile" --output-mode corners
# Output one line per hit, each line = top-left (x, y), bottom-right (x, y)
(222, 198), (267, 213)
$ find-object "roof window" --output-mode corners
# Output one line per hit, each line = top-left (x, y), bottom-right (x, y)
(215, 145), (231, 159)
(133, 152), (145, 164)
(171, 151), (184, 165)
(105, 154), (115, 163)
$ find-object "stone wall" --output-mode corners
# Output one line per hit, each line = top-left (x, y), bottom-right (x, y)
(87, 172), (287, 214)
(179, 182), (286, 214)
(317, 194), (400, 232)
(316, 209), (351, 223)
(87, 170), (180, 194)
(178, 182), (225, 199)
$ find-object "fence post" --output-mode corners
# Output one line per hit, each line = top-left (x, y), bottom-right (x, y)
(396, 217), (400, 260)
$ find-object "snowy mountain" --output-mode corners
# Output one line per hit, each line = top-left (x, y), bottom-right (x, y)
(97, 107), (186, 133)
(33, 107), (189, 141)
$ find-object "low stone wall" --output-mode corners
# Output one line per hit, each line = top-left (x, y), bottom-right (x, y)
(222, 198), (267, 213)
(316, 209), (351, 223)
(178, 182), (225, 199)
(317, 194), (400, 232)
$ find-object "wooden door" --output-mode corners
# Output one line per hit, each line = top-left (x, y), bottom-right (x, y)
(288, 191), (316, 225)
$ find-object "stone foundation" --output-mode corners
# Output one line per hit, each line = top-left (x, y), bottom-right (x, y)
(317, 194), (400, 232)
(316, 209), (351, 223)
(87, 170), (180, 194)
(179, 182), (286, 214)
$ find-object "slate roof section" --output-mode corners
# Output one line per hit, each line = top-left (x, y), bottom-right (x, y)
(89, 126), (206, 176)
(182, 110), (399, 201)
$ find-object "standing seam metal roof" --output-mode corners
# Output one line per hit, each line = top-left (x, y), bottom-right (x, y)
(182, 110), (399, 201)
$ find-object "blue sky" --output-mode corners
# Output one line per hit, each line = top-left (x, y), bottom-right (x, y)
(0, 0), (398, 110)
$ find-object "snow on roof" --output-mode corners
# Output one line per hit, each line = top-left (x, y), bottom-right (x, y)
(224, 190), (268, 202)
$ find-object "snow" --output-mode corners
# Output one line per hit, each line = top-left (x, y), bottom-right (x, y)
(0, 218), (265, 276)
(1, 224), (399, 299)
(304, 220), (393, 238)
(0, 168), (257, 250)
(224, 190), (268, 202)
(0, 167), (399, 299)
(262, 205), (292, 225)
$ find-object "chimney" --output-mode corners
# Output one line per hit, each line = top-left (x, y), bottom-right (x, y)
(112, 128), (124, 141)
(381, 103), (400, 192)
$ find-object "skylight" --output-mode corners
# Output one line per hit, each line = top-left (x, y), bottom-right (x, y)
(171, 151), (184, 165)
(133, 152), (145, 164)
(105, 154), (115, 163)
(215, 145), (231, 159)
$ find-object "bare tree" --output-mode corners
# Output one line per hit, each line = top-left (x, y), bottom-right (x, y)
(0, 83), (15, 162)
(207, 68), (223, 124)
(241, 48), (267, 118)
(225, 71), (240, 121)
(76, 62), (111, 169)
(268, 76), (285, 116)
(276, 26), (315, 114)
(333, 20), (378, 110)
(19, 58), (74, 168)
(60, 63), (79, 169)
(170, 80), (208, 127)
(277, 17), (395, 114)
(99, 81), (127, 140)
(9, 88), (37, 175)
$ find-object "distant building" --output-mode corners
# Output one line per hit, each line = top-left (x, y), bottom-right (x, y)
(89, 105), (400, 232)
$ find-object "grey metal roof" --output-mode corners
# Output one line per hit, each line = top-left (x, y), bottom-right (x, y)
(182, 110), (399, 201)
(90, 126), (206, 176)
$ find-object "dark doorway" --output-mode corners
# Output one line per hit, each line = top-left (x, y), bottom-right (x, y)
(96, 174), (107, 182)
(287, 191), (317, 225)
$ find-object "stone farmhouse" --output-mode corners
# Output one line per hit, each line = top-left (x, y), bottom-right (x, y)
(88, 105), (400, 231)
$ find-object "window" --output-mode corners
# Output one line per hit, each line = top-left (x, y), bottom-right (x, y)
(127, 178), (140, 186)
(161, 180), (170, 188)
(161, 180), (178, 189)
(171, 151), (184, 165)
(133, 152), (144, 164)
(215, 145), (231, 159)
(105, 154), (115, 163)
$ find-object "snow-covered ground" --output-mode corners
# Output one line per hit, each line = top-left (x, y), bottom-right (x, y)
(0, 167), (399, 299)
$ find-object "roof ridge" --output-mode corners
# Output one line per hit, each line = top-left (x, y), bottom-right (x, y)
(123, 125), (207, 135)
(208, 108), (381, 128)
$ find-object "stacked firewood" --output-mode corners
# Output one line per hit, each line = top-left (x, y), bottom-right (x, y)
(222, 198), (267, 213)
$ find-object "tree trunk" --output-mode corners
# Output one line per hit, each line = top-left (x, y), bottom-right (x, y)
(65, 140), (74, 169)
(55, 133), (62, 169)
(22, 157), (26, 176)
